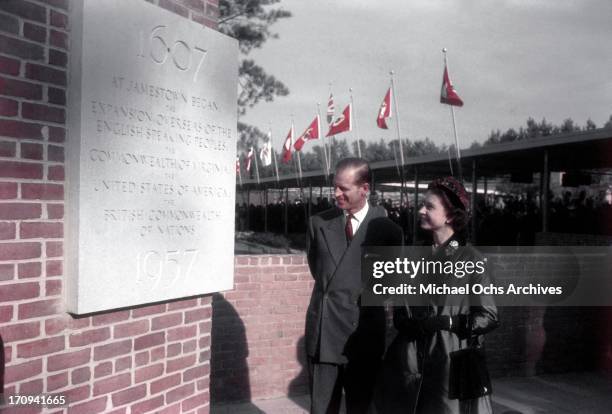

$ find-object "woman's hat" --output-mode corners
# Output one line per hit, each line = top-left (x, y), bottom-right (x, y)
(428, 177), (469, 211)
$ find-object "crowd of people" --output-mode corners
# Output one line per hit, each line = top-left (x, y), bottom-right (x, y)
(235, 187), (612, 245)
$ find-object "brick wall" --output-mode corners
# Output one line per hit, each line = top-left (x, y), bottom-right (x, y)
(0, 0), (219, 413)
(213, 254), (610, 404)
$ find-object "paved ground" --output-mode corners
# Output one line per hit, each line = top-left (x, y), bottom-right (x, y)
(211, 371), (612, 414)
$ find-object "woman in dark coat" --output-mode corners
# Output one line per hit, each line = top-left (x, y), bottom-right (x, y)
(383, 177), (499, 414)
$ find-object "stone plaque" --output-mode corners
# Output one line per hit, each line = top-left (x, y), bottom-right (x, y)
(66, 0), (238, 313)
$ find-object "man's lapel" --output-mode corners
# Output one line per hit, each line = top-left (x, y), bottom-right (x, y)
(321, 211), (346, 267)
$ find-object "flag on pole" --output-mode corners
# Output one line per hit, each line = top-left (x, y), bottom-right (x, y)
(245, 147), (254, 172)
(260, 139), (272, 166)
(440, 65), (463, 107)
(281, 126), (293, 164)
(326, 104), (351, 137)
(376, 87), (392, 129)
(294, 115), (320, 151)
(326, 93), (335, 124)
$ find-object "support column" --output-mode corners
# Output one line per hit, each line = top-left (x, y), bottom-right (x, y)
(542, 150), (550, 232)
(471, 160), (477, 242)
(412, 167), (419, 245)
(483, 176), (488, 206)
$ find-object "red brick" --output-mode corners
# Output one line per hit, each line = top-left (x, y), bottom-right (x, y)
(159, 0), (189, 17)
(47, 165), (66, 181)
(0, 304), (13, 322)
(0, 161), (43, 179)
(94, 339), (132, 361)
(50, 29), (68, 50)
(0, 221), (15, 239)
(115, 355), (132, 372)
(134, 363), (164, 383)
(183, 339), (197, 353)
(0, 76), (43, 99)
(198, 335), (210, 349)
(91, 310), (130, 326)
(17, 336), (65, 358)
(0, 34), (44, 61)
(0, 281), (39, 302)
(39, 0), (69, 11)
(167, 325), (197, 342)
(18, 261), (41, 278)
(152, 312), (182, 330)
(157, 403), (182, 414)
(151, 372), (181, 394)
(111, 384), (146, 406)
(64, 384), (91, 404)
(185, 307), (211, 323)
(69, 327), (110, 347)
(0, 119), (43, 139)
(135, 351), (149, 367)
(132, 303), (167, 317)
(0, 55), (19, 75)
(167, 343), (181, 358)
(67, 396), (107, 414)
(23, 22), (47, 43)
(45, 316), (67, 335)
(167, 298), (198, 311)
(25, 62), (67, 86)
(20, 142), (43, 160)
(0, 321), (39, 342)
(46, 259), (62, 276)
(0, 13), (19, 34)
(134, 332), (165, 351)
(0, 97), (17, 116)
(19, 378), (43, 395)
(0, 181), (17, 198)
(183, 364), (209, 382)
(47, 126), (65, 143)
(94, 361), (113, 378)
(151, 345), (165, 362)
(167, 354), (197, 373)
(46, 241), (63, 257)
(0, 0), (47, 23)
(0, 263), (14, 280)
(21, 183), (64, 200)
(18, 298), (59, 319)
(50, 10), (68, 28)
(70, 366), (91, 385)
(93, 372), (131, 396)
(166, 383), (195, 404)
(48, 145), (64, 161)
(46, 279), (62, 295)
(113, 319), (148, 339)
(48, 349), (91, 371)
(4, 359), (42, 383)
(48, 85), (66, 103)
(22, 102), (66, 123)
(182, 392), (209, 412)
(131, 395), (164, 414)
(47, 371), (68, 391)
(20, 221), (63, 238)
(47, 203), (64, 218)
(0, 203), (42, 219)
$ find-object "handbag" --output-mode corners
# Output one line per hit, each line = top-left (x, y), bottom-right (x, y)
(448, 338), (492, 401)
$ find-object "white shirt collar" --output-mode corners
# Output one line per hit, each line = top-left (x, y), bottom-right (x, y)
(345, 201), (369, 234)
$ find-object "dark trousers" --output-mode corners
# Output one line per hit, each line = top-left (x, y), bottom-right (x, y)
(308, 356), (380, 414)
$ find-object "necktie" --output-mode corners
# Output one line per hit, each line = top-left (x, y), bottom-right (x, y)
(345, 214), (354, 244)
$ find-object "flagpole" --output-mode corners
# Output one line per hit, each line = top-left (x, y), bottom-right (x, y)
(253, 144), (260, 186)
(327, 82), (334, 172)
(390, 71), (405, 168)
(349, 88), (362, 158)
(443, 48), (463, 181)
(269, 123), (280, 184)
(317, 103), (330, 177)
(447, 146), (454, 176)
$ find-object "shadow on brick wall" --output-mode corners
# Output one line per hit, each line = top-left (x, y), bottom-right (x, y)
(211, 293), (250, 403)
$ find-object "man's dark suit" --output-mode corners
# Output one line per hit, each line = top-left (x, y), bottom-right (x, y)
(305, 204), (403, 413)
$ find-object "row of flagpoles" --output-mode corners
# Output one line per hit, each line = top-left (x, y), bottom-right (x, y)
(237, 50), (465, 187)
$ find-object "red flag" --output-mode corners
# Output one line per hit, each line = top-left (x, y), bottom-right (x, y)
(245, 147), (254, 172)
(294, 116), (320, 151)
(281, 126), (293, 164)
(326, 104), (351, 137)
(376, 87), (392, 129)
(440, 65), (463, 107)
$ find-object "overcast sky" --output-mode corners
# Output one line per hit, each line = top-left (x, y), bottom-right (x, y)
(240, 0), (612, 152)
